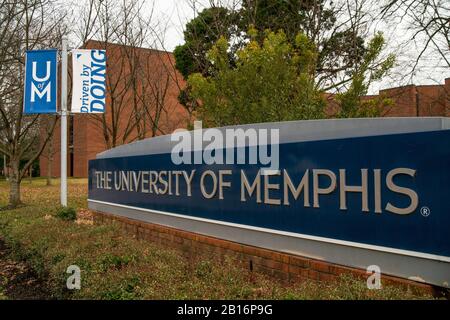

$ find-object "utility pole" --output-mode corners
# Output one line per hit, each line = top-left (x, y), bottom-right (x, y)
(60, 36), (68, 206)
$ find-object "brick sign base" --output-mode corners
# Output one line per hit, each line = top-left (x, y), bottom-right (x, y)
(92, 211), (445, 297)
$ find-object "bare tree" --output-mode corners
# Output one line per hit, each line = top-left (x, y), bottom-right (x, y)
(138, 51), (176, 138)
(380, 0), (449, 74)
(73, 0), (185, 149)
(40, 115), (58, 185)
(0, 0), (67, 207)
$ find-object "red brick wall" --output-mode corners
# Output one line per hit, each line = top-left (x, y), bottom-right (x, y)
(325, 81), (449, 118)
(374, 83), (447, 117)
(416, 85), (446, 116)
(72, 115), (89, 178)
(380, 85), (418, 116)
(93, 210), (442, 296)
(39, 117), (66, 178)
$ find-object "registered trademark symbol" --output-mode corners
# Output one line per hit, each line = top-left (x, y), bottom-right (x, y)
(420, 206), (430, 217)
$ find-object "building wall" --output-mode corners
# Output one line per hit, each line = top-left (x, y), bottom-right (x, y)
(39, 117), (64, 178)
(377, 84), (447, 117)
(416, 85), (446, 116)
(72, 114), (89, 178)
(321, 81), (448, 118)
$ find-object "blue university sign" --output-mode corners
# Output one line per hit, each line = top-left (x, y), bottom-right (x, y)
(88, 118), (450, 287)
(23, 49), (58, 114)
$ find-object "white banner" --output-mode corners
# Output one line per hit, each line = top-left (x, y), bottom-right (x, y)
(71, 49), (106, 113)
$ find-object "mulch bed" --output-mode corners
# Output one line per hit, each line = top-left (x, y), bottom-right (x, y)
(0, 238), (51, 300)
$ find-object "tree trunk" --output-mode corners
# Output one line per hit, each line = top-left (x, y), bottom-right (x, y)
(46, 154), (53, 186)
(46, 136), (53, 186)
(46, 161), (52, 186)
(8, 160), (21, 208)
(3, 154), (7, 181)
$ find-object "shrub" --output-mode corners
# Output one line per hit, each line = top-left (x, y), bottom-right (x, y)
(55, 206), (77, 221)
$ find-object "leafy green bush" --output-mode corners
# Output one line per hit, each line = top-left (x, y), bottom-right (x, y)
(55, 206), (77, 221)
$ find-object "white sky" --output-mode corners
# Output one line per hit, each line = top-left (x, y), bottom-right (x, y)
(152, 0), (193, 52)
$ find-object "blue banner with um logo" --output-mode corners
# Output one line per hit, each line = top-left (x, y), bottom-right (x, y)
(23, 49), (58, 114)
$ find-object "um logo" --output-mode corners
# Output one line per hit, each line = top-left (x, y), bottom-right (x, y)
(31, 60), (51, 102)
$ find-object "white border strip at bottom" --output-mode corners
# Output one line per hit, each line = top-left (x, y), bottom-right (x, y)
(88, 199), (450, 263)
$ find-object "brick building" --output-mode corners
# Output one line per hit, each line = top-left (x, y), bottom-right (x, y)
(39, 40), (450, 178)
(373, 80), (449, 117)
(325, 79), (450, 118)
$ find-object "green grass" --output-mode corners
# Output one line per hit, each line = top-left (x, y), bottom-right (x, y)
(0, 178), (435, 300)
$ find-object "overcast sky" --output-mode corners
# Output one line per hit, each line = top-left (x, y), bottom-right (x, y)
(152, 0), (193, 52)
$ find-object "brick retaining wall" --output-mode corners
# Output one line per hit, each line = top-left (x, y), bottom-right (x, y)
(93, 210), (445, 297)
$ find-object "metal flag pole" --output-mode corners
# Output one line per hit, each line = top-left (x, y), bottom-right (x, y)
(60, 36), (68, 206)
